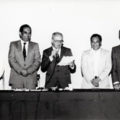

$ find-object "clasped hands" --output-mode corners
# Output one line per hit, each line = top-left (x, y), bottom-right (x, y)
(91, 76), (101, 87)
(20, 69), (28, 77)
(113, 83), (120, 90)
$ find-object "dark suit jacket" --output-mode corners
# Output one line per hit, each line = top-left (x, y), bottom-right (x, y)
(41, 46), (76, 88)
(111, 45), (120, 84)
(8, 40), (41, 88)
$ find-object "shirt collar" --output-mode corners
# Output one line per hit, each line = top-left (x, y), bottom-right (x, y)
(52, 46), (61, 50)
(20, 39), (29, 45)
(52, 46), (61, 55)
(91, 48), (101, 54)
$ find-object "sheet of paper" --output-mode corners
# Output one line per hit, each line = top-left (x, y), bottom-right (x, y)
(58, 56), (75, 66)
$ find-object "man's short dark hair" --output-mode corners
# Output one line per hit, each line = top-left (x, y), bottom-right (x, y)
(52, 32), (63, 40)
(19, 24), (32, 33)
(90, 34), (102, 42)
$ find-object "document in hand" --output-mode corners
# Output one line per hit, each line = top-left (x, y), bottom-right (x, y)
(58, 56), (75, 66)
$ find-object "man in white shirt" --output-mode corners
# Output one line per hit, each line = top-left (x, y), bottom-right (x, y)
(81, 34), (111, 88)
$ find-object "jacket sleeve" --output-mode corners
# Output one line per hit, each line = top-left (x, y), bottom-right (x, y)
(41, 50), (52, 72)
(8, 42), (23, 74)
(27, 43), (41, 74)
(99, 51), (112, 81)
(68, 49), (76, 73)
(111, 48), (119, 84)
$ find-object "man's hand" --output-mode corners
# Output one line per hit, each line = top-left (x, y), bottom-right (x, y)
(91, 77), (101, 87)
(68, 60), (75, 69)
(49, 49), (59, 61)
(114, 84), (120, 90)
(20, 69), (28, 77)
(51, 49), (59, 58)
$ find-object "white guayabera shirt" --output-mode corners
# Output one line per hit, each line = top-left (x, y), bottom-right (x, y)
(91, 48), (101, 77)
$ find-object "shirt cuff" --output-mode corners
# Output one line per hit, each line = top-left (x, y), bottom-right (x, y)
(113, 81), (120, 85)
(69, 65), (75, 69)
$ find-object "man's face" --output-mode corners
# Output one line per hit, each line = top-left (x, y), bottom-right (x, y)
(20, 27), (31, 42)
(52, 34), (63, 49)
(91, 37), (101, 50)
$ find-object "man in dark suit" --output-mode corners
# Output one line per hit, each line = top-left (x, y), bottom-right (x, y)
(111, 42), (120, 89)
(8, 24), (41, 89)
(41, 32), (76, 90)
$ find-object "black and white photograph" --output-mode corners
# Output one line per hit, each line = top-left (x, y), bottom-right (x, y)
(0, 0), (120, 119)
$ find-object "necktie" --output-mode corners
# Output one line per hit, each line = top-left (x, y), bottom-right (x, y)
(23, 42), (26, 60)
(56, 53), (60, 63)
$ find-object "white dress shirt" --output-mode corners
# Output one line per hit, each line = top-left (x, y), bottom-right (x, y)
(21, 40), (29, 55)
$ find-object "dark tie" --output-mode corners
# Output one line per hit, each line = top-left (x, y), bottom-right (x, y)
(56, 53), (60, 63)
(23, 42), (26, 60)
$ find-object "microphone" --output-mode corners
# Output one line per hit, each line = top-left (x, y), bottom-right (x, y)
(55, 50), (60, 63)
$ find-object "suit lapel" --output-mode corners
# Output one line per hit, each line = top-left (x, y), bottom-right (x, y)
(27, 42), (32, 56)
(59, 47), (64, 61)
(17, 40), (24, 60)
(118, 46), (120, 57)
(25, 42), (33, 61)
(49, 47), (53, 56)
(17, 40), (22, 52)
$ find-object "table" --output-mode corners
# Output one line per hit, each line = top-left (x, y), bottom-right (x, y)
(0, 89), (120, 120)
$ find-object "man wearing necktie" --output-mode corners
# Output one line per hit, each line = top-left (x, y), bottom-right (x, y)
(41, 32), (76, 90)
(23, 42), (26, 60)
(8, 24), (41, 89)
(81, 34), (111, 88)
(111, 30), (120, 90)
